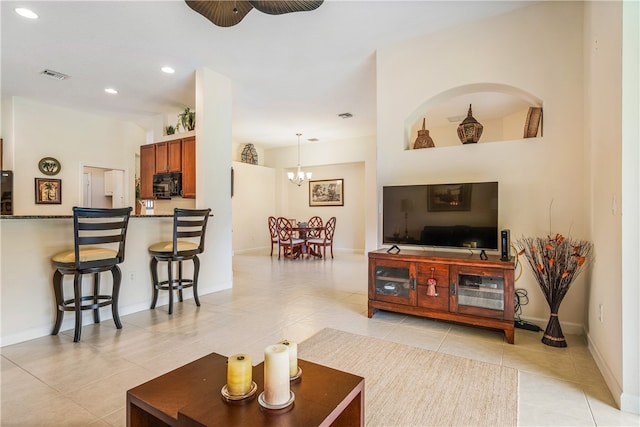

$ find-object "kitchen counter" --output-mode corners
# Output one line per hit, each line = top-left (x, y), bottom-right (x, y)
(0, 213), (221, 346)
(1, 214), (175, 219)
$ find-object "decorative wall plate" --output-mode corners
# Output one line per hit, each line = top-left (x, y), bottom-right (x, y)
(38, 157), (61, 175)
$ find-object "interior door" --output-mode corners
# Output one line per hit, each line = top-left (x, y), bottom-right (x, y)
(82, 172), (92, 207)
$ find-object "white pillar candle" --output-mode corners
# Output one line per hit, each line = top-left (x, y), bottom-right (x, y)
(278, 339), (298, 377)
(263, 344), (290, 405)
(227, 353), (253, 395)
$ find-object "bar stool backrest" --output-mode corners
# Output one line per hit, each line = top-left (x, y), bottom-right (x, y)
(72, 206), (133, 270)
(172, 208), (212, 257)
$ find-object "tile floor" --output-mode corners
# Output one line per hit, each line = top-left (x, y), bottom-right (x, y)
(1, 252), (638, 426)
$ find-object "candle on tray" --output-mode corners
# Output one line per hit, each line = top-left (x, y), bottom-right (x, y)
(278, 339), (298, 377)
(227, 354), (253, 395)
(263, 344), (290, 405)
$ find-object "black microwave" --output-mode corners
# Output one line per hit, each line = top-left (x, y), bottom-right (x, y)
(153, 172), (182, 199)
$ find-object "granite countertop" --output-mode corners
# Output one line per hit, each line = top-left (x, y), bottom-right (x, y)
(0, 214), (175, 219)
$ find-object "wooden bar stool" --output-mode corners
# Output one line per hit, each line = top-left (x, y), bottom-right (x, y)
(148, 208), (211, 314)
(51, 207), (132, 342)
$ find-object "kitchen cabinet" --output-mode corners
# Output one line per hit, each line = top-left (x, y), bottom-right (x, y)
(368, 249), (515, 343)
(139, 136), (195, 200)
(181, 136), (196, 198)
(139, 144), (156, 200)
(155, 139), (182, 173)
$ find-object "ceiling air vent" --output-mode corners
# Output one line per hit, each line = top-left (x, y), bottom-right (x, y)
(40, 69), (70, 80)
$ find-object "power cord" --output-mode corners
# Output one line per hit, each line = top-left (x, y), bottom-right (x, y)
(514, 288), (543, 332)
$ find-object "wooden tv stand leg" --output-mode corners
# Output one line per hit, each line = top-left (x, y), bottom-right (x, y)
(505, 327), (514, 344)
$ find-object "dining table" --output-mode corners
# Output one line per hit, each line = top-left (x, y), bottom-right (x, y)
(292, 226), (325, 258)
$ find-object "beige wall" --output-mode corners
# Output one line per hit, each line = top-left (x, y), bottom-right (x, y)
(4, 97), (143, 214)
(377, 1), (588, 330)
(231, 160), (276, 253)
(264, 135), (377, 253)
(376, 0), (638, 412)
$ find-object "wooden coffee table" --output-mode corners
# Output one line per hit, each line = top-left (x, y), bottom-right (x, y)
(127, 352), (364, 427)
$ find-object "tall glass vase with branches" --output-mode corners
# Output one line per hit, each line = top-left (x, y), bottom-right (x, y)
(516, 233), (593, 347)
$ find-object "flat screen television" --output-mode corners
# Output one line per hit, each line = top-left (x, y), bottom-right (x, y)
(382, 181), (499, 250)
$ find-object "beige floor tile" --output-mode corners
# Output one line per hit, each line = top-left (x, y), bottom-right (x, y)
(1, 251), (636, 427)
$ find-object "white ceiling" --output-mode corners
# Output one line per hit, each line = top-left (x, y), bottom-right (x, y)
(1, 0), (536, 148)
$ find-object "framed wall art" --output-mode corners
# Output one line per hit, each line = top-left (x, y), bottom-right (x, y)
(309, 179), (344, 207)
(38, 157), (61, 176)
(427, 183), (471, 211)
(35, 178), (62, 204)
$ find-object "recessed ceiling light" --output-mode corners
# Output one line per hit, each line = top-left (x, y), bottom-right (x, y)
(15, 8), (38, 19)
(161, 66), (175, 74)
(104, 88), (118, 94)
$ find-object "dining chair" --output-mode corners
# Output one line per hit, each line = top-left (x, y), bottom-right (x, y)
(149, 208), (211, 315)
(51, 206), (132, 342)
(276, 216), (304, 260)
(268, 216), (279, 257)
(307, 216), (323, 238)
(307, 216), (336, 259)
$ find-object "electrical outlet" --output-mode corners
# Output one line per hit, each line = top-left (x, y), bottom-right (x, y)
(129, 272), (136, 282)
(598, 304), (604, 322)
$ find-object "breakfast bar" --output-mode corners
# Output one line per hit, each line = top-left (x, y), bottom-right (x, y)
(0, 214), (220, 346)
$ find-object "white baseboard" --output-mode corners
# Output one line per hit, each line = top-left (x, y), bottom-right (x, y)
(587, 331), (640, 414)
(586, 331), (623, 409)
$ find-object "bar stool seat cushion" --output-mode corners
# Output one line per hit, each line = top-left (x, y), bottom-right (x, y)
(148, 241), (199, 254)
(52, 247), (118, 264)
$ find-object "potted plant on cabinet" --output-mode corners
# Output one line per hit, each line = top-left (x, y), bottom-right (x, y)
(177, 107), (195, 132)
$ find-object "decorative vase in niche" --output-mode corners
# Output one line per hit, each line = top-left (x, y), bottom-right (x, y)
(241, 143), (258, 165)
(457, 104), (483, 144)
(413, 118), (435, 149)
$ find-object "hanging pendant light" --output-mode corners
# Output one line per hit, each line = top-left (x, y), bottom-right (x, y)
(288, 133), (312, 186)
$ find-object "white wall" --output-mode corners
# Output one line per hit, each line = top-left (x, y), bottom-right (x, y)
(377, 1), (587, 331)
(584, 0), (624, 407)
(585, 0), (639, 414)
(264, 135), (375, 254)
(282, 162), (365, 254)
(231, 160), (276, 253)
(5, 97), (143, 214)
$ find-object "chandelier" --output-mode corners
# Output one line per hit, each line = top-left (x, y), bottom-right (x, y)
(288, 133), (312, 186)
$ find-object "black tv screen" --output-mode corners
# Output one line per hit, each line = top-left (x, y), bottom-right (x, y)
(382, 182), (499, 250)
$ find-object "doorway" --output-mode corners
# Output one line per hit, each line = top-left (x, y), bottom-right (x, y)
(82, 166), (125, 208)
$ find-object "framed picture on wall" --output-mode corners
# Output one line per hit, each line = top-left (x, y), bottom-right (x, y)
(309, 179), (344, 207)
(35, 178), (62, 204)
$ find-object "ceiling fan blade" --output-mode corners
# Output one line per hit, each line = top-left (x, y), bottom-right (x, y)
(185, 0), (254, 27)
(248, 0), (324, 15)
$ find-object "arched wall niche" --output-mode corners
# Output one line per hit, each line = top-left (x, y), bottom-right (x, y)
(404, 83), (543, 150)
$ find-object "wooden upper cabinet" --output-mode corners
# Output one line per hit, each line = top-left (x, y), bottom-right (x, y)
(155, 142), (168, 172)
(181, 136), (196, 198)
(155, 139), (182, 173)
(139, 144), (156, 200)
(168, 140), (182, 172)
(139, 136), (195, 199)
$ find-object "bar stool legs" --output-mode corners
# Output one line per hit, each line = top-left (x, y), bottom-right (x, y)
(51, 266), (123, 342)
(150, 257), (202, 315)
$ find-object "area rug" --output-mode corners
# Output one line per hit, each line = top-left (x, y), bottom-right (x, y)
(298, 328), (518, 426)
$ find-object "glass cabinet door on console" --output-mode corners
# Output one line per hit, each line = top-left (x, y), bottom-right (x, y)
(370, 259), (416, 306)
(450, 265), (508, 319)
